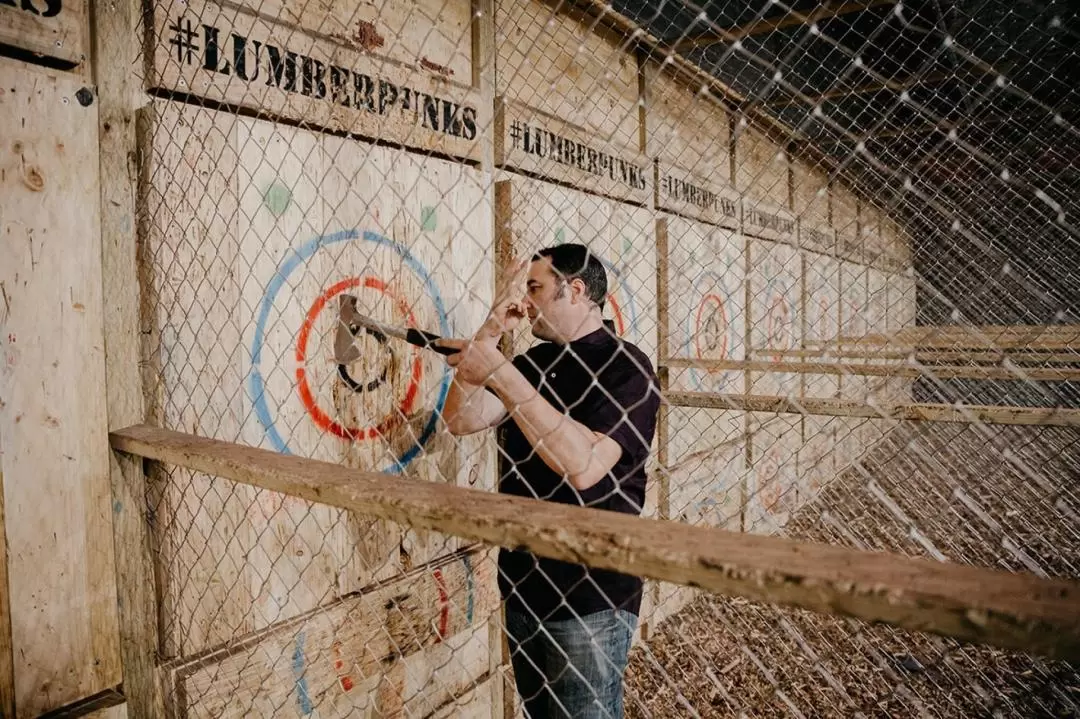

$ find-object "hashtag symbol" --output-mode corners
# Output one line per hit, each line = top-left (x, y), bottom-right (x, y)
(509, 120), (522, 149)
(168, 17), (199, 66)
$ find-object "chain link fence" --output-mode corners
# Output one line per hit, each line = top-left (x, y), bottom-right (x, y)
(126, 0), (1079, 715)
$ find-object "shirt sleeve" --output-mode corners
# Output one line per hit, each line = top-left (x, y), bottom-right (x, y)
(580, 351), (660, 464)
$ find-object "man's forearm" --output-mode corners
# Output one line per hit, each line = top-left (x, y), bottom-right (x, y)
(487, 364), (613, 490)
(442, 375), (491, 434)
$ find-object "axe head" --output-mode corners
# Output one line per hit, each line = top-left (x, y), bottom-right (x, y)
(334, 294), (363, 364)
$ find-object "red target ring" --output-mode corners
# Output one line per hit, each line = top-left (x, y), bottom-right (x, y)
(694, 293), (729, 360)
(607, 293), (626, 336)
(295, 276), (423, 441)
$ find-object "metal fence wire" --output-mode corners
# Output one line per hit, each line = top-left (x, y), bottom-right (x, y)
(130, 0), (1079, 715)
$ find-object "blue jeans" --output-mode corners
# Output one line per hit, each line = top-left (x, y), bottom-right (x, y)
(505, 608), (637, 719)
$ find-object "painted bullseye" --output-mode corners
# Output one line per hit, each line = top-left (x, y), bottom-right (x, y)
(249, 229), (451, 473)
(295, 276), (423, 441)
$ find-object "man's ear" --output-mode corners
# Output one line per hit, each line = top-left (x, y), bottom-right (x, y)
(569, 277), (588, 304)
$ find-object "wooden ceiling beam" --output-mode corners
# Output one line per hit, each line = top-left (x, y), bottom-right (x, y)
(673, 0), (897, 52)
(762, 70), (960, 108)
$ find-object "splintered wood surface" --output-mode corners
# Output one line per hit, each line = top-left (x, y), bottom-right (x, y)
(627, 423), (1080, 718)
(143, 99), (493, 656)
(111, 424), (1080, 662)
(0, 60), (121, 715)
(665, 215), (745, 394)
(162, 547), (499, 718)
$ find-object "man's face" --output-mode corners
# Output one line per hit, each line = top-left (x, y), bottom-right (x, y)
(524, 258), (575, 342)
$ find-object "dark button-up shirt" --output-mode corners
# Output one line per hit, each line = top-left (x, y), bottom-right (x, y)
(494, 324), (661, 621)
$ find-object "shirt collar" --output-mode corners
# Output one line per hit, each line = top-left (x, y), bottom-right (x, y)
(570, 321), (618, 348)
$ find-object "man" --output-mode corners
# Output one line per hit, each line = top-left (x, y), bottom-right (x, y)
(439, 243), (661, 719)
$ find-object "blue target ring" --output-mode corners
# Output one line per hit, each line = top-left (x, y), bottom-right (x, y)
(248, 229), (451, 474)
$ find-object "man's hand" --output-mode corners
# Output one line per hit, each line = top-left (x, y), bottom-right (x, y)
(475, 258), (529, 341)
(438, 337), (514, 388)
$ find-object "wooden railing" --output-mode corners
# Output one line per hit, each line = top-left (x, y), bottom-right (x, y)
(110, 424), (1080, 663)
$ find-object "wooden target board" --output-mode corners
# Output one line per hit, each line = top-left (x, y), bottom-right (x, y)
(749, 239), (801, 396)
(798, 414), (838, 507)
(497, 173), (658, 363)
(885, 270), (918, 402)
(803, 250), (840, 399)
(839, 259), (869, 401)
(747, 414), (801, 535)
(667, 215), (745, 394)
(144, 100), (494, 656)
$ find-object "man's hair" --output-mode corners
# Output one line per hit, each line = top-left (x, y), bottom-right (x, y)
(533, 243), (608, 309)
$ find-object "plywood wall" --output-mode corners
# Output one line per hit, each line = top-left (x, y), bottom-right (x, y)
(748, 239), (801, 397)
(496, 0), (639, 150)
(142, 98), (495, 663)
(645, 62), (730, 178)
(0, 60), (121, 715)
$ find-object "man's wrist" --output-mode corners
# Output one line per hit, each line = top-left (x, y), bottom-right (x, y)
(486, 362), (534, 409)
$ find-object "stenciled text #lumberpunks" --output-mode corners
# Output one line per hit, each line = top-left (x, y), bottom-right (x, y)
(165, 16), (479, 141)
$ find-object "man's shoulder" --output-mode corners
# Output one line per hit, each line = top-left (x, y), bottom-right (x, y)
(604, 338), (657, 383)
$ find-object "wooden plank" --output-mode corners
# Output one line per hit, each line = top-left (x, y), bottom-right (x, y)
(674, 0), (898, 49)
(495, 0), (639, 151)
(839, 259), (869, 403)
(831, 182), (859, 259)
(243, 0), (474, 82)
(656, 219), (670, 522)
(846, 325), (1080, 351)
(428, 673), (497, 719)
(792, 161), (834, 254)
(664, 393), (1080, 428)
(494, 97), (652, 205)
(95, 0), (166, 705)
(746, 414), (801, 535)
(148, 0), (485, 163)
(748, 239), (801, 396)
(802, 251), (840, 399)
(0, 0), (86, 67)
(742, 198), (797, 243)
(472, 0), (496, 173)
(144, 100), (255, 659)
(160, 547), (498, 717)
(0, 59), (121, 715)
(0, 471), (13, 719)
(735, 126), (792, 240)
(644, 60), (731, 178)
(662, 357), (1080, 382)
(144, 101), (493, 654)
(110, 424), (1080, 662)
(656, 161), (741, 229)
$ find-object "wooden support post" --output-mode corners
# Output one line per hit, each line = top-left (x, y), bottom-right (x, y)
(110, 425), (1080, 662)
(655, 218), (670, 520)
(664, 392), (1080, 427)
(494, 180), (514, 360)
(93, 0), (165, 713)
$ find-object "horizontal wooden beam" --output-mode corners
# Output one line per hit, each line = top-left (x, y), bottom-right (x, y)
(662, 357), (1080, 382)
(110, 425), (1080, 662)
(664, 393), (1080, 427)
(773, 348), (1080, 363)
(765, 70), (958, 108)
(674, 0), (897, 51)
(843, 325), (1080, 351)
